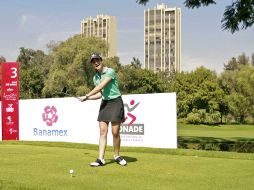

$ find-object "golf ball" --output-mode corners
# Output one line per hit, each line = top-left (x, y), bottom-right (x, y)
(69, 169), (74, 174)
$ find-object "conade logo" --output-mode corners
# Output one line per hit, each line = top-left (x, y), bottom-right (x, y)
(121, 99), (144, 135)
(124, 99), (140, 126)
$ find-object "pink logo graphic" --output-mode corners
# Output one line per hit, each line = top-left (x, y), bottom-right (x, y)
(42, 106), (58, 126)
(124, 100), (140, 126)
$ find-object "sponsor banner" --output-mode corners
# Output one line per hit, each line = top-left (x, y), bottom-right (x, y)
(119, 93), (177, 148)
(1, 62), (19, 140)
(19, 98), (99, 144)
(16, 93), (176, 148)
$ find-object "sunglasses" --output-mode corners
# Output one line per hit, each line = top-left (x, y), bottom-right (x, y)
(91, 58), (102, 64)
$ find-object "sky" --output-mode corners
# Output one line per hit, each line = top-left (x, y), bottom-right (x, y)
(0, 0), (253, 73)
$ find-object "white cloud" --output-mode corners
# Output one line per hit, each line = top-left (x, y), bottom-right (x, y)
(20, 15), (28, 26)
(20, 14), (36, 26)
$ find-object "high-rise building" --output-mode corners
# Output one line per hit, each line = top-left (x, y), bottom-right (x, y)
(144, 4), (181, 73)
(80, 15), (116, 57)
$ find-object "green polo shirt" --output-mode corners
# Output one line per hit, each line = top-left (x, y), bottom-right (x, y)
(93, 67), (121, 100)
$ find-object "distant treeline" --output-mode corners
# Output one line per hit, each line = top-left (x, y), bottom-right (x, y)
(1, 35), (254, 124)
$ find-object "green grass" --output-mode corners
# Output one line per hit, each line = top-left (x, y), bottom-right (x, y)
(0, 141), (254, 190)
(178, 123), (254, 143)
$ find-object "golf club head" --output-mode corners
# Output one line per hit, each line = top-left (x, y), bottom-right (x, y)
(61, 86), (68, 94)
(60, 86), (78, 99)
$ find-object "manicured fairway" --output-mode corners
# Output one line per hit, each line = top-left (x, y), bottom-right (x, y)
(178, 123), (254, 142)
(0, 141), (254, 190)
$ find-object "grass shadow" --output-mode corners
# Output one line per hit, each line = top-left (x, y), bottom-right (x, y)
(178, 136), (254, 143)
(178, 136), (232, 143)
(106, 156), (138, 165)
(178, 136), (254, 153)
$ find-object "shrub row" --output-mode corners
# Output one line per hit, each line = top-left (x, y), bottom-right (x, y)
(178, 141), (254, 153)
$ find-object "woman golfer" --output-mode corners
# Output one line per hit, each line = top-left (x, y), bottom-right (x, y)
(78, 53), (127, 167)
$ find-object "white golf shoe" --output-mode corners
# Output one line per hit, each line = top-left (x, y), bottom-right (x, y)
(114, 156), (127, 166)
(90, 158), (105, 167)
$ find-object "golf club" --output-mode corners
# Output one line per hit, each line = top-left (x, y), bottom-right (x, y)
(60, 86), (79, 99)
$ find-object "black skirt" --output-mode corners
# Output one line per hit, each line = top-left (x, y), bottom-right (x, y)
(97, 96), (125, 122)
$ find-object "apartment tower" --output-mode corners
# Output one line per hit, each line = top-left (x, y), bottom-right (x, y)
(80, 15), (116, 57)
(144, 4), (181, 73)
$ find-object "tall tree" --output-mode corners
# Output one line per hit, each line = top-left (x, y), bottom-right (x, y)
(219, 65), (254, 123)
(169, 67), (225, 122)
(130, 57), (142, 69)
(0, 56), (6, 100)
(42, 35), (107, 97)
(20, 64), (46, 99)
(238, 53), (249, 65)
(0, 56), (6, 63)
(120, 66), (165, 94)
(224, 53), (251, 71)
(104, 56), (122, 72)
(136, 0), (254, 33)
(224, 57), (238, 71)
(251, 53), (254, 66)
(17, 47), (36, 67)
(17, 48), (51, 99)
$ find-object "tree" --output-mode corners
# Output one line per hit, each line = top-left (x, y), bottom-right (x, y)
(136, 0), (254, 33)
(226, 92), (248, 123)
(0, 56), (6, 63)
(20, 64), (46, 98)
(46, 40), (61, 54)
(42, 35), (107, 97)
(252, 53), (254, 66)
(219, 64), (254, 123)
(130, 57), (142, 69)
(234, 65), (254, 122)
(104, 56), (122, 72)
(0, 56), (6, 100)
(17, 48), (51, 98)
(169, 67), (225, 123)
(17, 47), (36, 67)
(224, 53), (252, 71)
(224, 57), (238, 71)
(120, 66), (165, 94)
(238, 53), (249, 65)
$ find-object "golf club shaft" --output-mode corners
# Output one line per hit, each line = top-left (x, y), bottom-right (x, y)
(62, 92), (79, 99)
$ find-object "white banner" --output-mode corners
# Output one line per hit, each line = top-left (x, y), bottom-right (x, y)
(2, 93), (176, 148)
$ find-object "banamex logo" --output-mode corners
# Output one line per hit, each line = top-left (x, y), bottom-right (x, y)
(34, 105), (67, 137)
(42, 106), (58, 126)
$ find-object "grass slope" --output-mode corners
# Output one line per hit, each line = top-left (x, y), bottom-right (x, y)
(0, 141), (254, 190)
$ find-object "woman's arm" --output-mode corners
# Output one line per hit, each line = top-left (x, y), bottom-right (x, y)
(78, 76), (111, 101)
(86, 92), (102, 100)
(86, 77), (111, 97)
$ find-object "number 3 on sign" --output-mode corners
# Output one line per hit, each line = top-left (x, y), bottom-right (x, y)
(11, 67), (17, 78)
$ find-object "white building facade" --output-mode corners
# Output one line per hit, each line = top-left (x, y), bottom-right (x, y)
(81, 15), (116, 57)
(144, 4), (181, 73)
